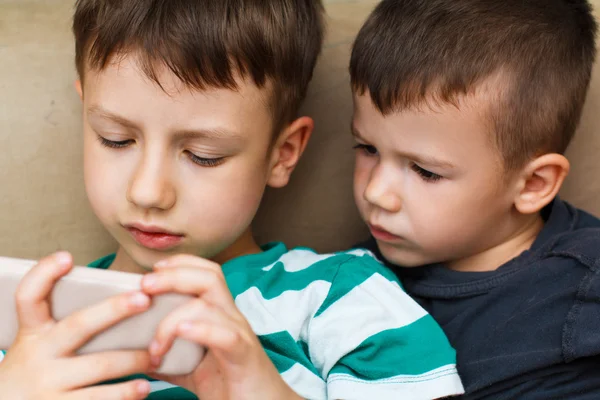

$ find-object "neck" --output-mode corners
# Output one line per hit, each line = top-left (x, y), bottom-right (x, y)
(447, 213), (544, 272)
(211, 228), (262, 265)
(111, 228), (262, 274)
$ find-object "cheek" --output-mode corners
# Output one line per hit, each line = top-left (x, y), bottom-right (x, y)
(183, 157), (269, 229)
(227, 160), (269, 211)
(83, 139), (128, 219)
(400, 176), (458, 221)
(83, 141), (106, 203)
(353, 157), (372, 206)
(408, 179), (497, 246)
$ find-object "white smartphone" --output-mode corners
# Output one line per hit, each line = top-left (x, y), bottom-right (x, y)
(0, 256), (205, 375)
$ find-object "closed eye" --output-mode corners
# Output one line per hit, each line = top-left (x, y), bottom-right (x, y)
(353, 143), (378, 156)
(186, 151), (225, 167)
(411, 163), (443, 182)
(97, 135), (134, 149)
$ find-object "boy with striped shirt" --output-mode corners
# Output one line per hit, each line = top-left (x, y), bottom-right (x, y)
(0, 1), (463, 398)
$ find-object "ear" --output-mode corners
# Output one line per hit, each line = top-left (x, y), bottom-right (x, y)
(267, 116), (314, 188)
(514, 154), (570, 214)
(74, 80), (83, 101)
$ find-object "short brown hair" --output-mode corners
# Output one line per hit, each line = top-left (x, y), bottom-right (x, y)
(73, 0), (325, 133)
(350, 0), (597, 170)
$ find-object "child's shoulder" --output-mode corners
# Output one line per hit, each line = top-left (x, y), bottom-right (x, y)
(269, 246), (420, 321)
(545, 227), (600, 260)
(523, 199), (600, 270)
(537, 206), (600, 270)
(274, 245), (400, 285)
(238, 244), (410, 319)
(520, 221), (600, 364)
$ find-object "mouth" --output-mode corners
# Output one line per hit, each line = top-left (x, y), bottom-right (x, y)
(368, 224), (404, 242)
(124, 223), (184, 251)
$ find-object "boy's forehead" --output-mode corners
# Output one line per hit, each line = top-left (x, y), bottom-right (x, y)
(352, 82), (504, 137)
(351, 90), (503, 162)
(82, 52), (272, 108)
(81, 53), (274, 136)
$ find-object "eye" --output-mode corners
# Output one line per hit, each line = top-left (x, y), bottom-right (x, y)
(186, 151), (225, 167)
(353, 144), (378, 156)
(97, 135), (134, 149)
(412, 163), (443, 182)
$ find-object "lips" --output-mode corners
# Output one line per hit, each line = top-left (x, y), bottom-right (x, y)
(124, 224), (184, 250)
(368, 224), (404, 242)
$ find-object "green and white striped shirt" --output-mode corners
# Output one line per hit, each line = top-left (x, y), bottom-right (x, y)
(1, 243), (463, 399)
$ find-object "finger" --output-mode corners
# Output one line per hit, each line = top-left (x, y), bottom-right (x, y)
(177, 319), (254, 364)
(57, 350), (152, 389)
(62, 379), (150, 400)
(149, 299), (218, 359)
(142, 267), (235, 309)
(50, 291), (151, 355)
(154, 254), (221, 273)
(16, 252), (73, 330)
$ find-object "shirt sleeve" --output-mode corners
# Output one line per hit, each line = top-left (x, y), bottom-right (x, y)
(307, 255), (464, 399)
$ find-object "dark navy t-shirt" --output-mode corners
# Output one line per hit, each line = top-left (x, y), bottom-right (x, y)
(361, 198), (600, 399)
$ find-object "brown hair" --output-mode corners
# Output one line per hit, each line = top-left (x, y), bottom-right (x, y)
(73, 0), (325, 133)
(350, 0), (597, 170)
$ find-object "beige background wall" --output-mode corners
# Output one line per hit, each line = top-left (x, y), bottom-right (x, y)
(0, 0), (598, 264)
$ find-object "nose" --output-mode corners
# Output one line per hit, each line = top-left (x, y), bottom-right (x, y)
(363, 163), (402, 213)
(127, 149), (176, 211)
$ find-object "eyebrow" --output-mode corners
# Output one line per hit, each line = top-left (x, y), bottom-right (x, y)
(87, 106), (243, 141)
(88, 106), (139, 131)
(351, 124), (456, 170)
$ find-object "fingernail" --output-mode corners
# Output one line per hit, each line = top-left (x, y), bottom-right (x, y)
(149, 340), (161, 355)
(55, 252), (71, 266)
(129, 292), (149, 307)
(142, 274), (157, 289)
(154, 260), (168, 268)
(137, 380), (150, 395)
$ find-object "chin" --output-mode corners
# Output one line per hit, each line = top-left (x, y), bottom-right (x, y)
(384, 256), (426, 268)
(377, 243), (430, 268)
(123, 245), (169, 271)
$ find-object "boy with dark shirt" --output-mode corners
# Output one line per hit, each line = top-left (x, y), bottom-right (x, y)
(350, 0), (600, 398)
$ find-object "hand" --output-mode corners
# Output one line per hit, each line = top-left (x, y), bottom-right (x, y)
(0, 252), (153, 399)
(141, 254), (302, 400)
